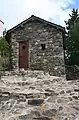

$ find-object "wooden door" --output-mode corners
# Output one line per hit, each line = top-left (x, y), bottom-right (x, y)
(19, 42), (28, 69)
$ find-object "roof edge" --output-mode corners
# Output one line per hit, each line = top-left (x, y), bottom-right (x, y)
(7, 15), (65, 33)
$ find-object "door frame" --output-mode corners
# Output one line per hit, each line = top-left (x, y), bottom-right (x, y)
(19, 41), (29, 70)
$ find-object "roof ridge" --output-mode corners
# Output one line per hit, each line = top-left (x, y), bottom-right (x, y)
(7, 15), (65, 33)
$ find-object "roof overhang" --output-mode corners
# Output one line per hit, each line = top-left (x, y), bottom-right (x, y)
(7, 15), (65, 34)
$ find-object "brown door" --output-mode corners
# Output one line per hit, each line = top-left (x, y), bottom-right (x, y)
(19, 42), (29, 69)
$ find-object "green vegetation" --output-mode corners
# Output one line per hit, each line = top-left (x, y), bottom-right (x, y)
(0, 37), (10, 76)
(0, 37), (9, 56)
(65, 8), (79, 65)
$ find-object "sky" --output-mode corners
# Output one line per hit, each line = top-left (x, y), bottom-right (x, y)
(0, 0), (79, 36)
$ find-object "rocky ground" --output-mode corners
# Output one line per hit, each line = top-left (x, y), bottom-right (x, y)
(0, 70), (79, 120)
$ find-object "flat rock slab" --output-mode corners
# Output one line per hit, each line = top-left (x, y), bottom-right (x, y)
(33, 117), (51, 120)
(42, 109), (57, 117)
(28, 99), (44, 106)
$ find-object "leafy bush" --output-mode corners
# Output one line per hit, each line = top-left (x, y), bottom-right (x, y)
(0, 37), (10, 78)
(0, 37), (9, 57)
(0, 57), (10, 70)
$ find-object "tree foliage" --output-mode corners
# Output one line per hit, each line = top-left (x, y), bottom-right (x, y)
(65, 9), (79, 32)
(0, 37), (9, 56)
(65, 8), (79, 65)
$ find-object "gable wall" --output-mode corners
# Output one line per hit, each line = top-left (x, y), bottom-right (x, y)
(11, 19), (65, 76)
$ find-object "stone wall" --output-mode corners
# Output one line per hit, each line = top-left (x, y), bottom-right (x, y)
(11, 19), (65, 76)
(11, 33), (19, 69)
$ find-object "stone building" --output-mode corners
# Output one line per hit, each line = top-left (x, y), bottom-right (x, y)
(6, 15), (65, 76)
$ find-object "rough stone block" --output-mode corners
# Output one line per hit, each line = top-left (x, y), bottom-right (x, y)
(42, 109), (57, 117)
(28, 99), (44, 106)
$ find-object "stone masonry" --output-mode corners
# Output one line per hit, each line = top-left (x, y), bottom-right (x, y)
(8, 15), (65, 76)
(0, 70), (79, 120)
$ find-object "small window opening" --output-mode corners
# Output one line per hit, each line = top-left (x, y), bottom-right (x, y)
(22, 45), (26, 49)
(41, 44), (46, 50)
